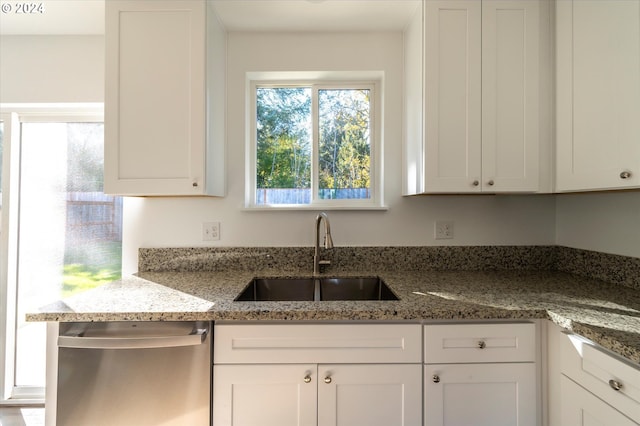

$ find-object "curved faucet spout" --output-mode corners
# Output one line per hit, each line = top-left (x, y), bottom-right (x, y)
(314, 212), (334, 274)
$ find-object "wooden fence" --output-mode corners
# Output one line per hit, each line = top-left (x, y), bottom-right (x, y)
(256, 188), (370, 204)
(66, 192), (123, 242)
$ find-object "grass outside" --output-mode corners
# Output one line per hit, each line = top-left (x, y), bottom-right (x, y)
(62, 241), (122, 298)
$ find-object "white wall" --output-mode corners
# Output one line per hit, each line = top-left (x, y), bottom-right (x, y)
(120, 32), (556, 274)
(555, 192), (640, 258)
(0, 35), (104, 103)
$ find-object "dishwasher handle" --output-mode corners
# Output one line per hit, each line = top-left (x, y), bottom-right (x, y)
(58, 328), (208, 349)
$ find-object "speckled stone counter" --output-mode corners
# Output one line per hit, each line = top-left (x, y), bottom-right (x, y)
(29, 268), (640, 365)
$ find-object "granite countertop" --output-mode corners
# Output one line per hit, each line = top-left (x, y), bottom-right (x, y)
(29, 268), (640, 365)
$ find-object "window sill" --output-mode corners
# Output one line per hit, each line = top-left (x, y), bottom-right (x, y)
(243, 204), (389, 212)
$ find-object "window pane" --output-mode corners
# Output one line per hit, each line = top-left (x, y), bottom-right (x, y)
(256, 87), (312, 205)
(318, 89), (371, 200)
(15, 122), (122, 387)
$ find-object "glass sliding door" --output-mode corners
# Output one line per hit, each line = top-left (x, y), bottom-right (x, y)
(0, 108), (122, 402)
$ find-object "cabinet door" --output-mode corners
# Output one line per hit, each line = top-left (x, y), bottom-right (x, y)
(105, 0), (207, 195)
(556, 0), (640, 191)
(560, 331), (640, 423)
(482, 0), (540, 192)
(318, 364), (422, 426)
(561, 376), (639, 426)
(213, 364), (317, 426)
(424, 363), (536, 426)
(424, 0), (482, 193)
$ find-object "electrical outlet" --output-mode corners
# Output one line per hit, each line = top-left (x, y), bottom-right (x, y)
(434, 221), (454, 240)
(203, 222), (220, 241)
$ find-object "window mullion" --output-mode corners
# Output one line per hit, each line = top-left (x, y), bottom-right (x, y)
(311, 85), (319, 204)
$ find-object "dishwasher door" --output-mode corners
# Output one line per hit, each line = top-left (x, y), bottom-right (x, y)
(56, 321), (211, 426)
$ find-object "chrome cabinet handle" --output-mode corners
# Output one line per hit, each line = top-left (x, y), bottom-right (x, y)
(304, 375), (312, 384)
(432, 374), (440, 383)
(472, 180), (479, 187)
(487, 180), (495, 186)
(192, 181), (199, 187)
(620, 171), (632, 179)
(478, 340), (486, 349)
(609, 379), (623, 391)
(324, 376), (332, 384)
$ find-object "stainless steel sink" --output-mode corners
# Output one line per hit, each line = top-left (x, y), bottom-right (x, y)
(319, 277), (398, 301)
(234, 276), (398, 301)
(234, 278), (316, 301)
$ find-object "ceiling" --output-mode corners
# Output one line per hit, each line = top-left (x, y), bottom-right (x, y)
(0, 0), (419, 35)
(212, 1), (421, 32)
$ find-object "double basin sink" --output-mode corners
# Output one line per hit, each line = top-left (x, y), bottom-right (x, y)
(235, 276), (398, 301)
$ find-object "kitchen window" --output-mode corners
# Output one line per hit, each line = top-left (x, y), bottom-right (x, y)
(246, 80), (383, 209)
(0, 106), (121, 403)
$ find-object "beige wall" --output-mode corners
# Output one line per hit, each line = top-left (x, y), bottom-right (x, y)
(0, 35), (104, 103)
(556, 191), (640, 258)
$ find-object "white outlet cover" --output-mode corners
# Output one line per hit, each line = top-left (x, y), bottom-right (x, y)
(434, 221), (454, 240)
(203, 222), (220, 241)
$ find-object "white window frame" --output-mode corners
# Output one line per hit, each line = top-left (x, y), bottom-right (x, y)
(246, 76), (385, 210)
(0, 103), (104, 405)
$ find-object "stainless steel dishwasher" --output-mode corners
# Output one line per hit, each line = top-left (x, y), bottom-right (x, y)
(56, 321), (211, 426)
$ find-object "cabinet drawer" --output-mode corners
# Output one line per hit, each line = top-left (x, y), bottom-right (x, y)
(561, 375), (639, 426)
(214, 323), (422, 364)
(424, 323), (536, 363)
(561, 333), (640, 423)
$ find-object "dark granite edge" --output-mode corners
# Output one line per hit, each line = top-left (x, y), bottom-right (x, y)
(138, 245), (640, 291)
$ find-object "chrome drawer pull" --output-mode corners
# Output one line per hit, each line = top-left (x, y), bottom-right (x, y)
(304, 375), (312, 384)
(432, 374), (440, 384)
(324, 376), (332, 384)
(609, 379), (623, 391)
(477, 340), (486, 349)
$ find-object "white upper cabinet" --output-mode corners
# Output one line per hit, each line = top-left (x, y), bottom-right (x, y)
(556, 0), (640, 192)
(404, 0), (550, 194)
(482, 1), (541, 192)
(104, 0), (225, 196)
(423, 0), (482, 193)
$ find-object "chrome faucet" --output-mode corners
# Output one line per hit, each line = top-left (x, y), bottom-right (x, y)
(313, 212), (334, 274)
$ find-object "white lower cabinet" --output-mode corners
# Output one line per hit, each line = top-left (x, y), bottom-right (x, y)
(212, 323), (423, 426)
(212, 322), (540, 426)
(317, 364), (421, 426)
(213, 364), (317, 426)
(547, 323), (640, 426)
(423, 322), (538, 426)
(424, 363), (536, 426)
(561, 376), (638, 426)
(213, 363), (422, 426)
